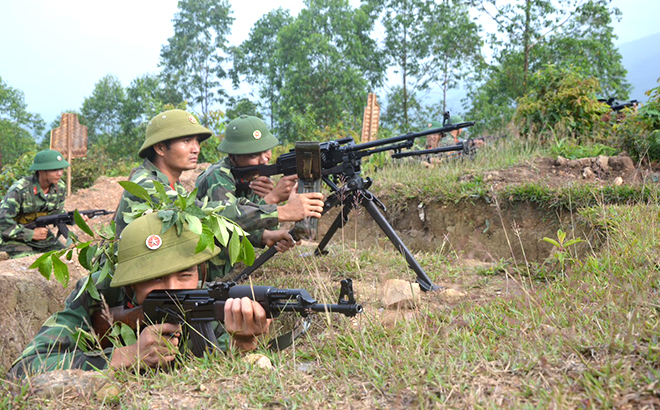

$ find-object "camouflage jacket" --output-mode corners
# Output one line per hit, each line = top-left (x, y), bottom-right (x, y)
(0, 174), (66, 247)
(113, 159), (187, 237)
(195, 157), (279, 248)
(8, 271), (230, 378)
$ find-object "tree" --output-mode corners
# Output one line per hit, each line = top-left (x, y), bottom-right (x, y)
(159, 0), (234, 125)
(231, 8), (293, 129)
(80, 75), (126, 144)
(0, 76), (42, 167)
(368, 0), (435, 131)
(429, 1), (484, 113)
(275, 0), (385, 141)
(467, 0), (629, 134)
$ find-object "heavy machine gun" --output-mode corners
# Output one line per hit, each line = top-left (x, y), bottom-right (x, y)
(231, 121), (475, 291)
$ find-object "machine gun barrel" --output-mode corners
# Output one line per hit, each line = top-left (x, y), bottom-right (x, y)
(345, 121), (474, 152)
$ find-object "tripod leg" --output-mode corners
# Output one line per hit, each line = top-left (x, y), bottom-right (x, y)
(315, 198), (357, 256)
(360, 197), (440, 292)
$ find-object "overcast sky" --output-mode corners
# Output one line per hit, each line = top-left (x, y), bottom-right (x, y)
(1, 0), (658, 126)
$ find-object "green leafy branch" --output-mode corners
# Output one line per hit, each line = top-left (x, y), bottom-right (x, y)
(30, 180), (255, 295)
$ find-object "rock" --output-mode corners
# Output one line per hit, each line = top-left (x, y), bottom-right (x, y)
(578, 158), (592, 168)
(27, 369), (111, 400)
(439, 288), (467, 303)
(582, 167), (596, 180)
(555, 156), (568, 166)
(0, 252), (9, 261)
(381, 279), (421, 309)
(596, 155), (610, 173)
(609, 156), (635, 172)
(244, 353), (274, 370)
(614, 176), (624, 186)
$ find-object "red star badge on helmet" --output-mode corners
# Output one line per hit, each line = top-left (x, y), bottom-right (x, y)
(189, 116), (197, 124)
(145, 234), (163, 250)
(253, 130), (262, 139)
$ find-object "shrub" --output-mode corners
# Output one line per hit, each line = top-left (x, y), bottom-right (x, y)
(0, 151), (36, 197)
(616, 79), (660, 162)
(513, 64), (610, 143)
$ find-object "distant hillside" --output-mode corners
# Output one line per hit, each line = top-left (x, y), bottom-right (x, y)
(619, 33), (660, 102)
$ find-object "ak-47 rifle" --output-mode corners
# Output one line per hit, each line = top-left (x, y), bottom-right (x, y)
(23, 209), (113, 239)
(230, 121), (475, 291)
(92, 278), (362, 356)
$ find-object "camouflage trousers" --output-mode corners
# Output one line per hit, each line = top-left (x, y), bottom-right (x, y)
(0, 240), (65, 259)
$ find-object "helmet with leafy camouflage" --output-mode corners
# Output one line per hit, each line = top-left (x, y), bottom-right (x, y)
(138, 109), (213, 158)
(111, 212), (221, 287)
(218, 115), (279, 155)
(29, 150), (70, 171)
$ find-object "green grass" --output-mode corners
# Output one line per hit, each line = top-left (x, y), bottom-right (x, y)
(4, 135), (660, 408)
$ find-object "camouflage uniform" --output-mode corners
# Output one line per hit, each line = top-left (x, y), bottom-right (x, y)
(0, 174), (66, 257)
(114, 158), (186, 237)
(9, 216), (231, 378)
(196, 157), (279, 279)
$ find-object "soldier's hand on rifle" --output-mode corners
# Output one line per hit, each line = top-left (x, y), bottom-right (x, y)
(225, 297), (271, 352)
(277, 183), (324, 222)
(32, 227), (49, 241)
(262, 229), (297, 253)
(110, 322), (182, 370)
(249, 176), (275, 199)
(263, 174), (297, 205)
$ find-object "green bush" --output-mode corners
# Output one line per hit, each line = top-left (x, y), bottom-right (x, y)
(70, 146), (137, 192)
(616, 80), (660, 162)
(513, 64), (610, 143)
(0, 151), (36, 197)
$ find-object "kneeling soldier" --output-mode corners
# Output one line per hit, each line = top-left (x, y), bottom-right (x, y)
(0, 150), (70, 259)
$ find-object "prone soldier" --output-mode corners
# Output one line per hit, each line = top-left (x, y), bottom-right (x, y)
(8, 211), (270, 378)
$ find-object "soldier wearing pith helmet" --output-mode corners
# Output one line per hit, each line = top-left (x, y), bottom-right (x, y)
(0, 149), (70, 259)
(114, 109), (213, 236)
(195, 115), (325, 280)
(9, 211), (270, 378)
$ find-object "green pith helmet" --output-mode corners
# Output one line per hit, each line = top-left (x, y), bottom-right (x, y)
(29, 150), (70, 171)
(111, 212), (221, 287)
(138, 109), (213, 158)
(217, 115), (279, 154)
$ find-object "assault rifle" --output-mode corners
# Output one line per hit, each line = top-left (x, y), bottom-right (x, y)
(23, 209), (113, 239)
(231, 121), (474, 291)
(92, 279), (362, 356)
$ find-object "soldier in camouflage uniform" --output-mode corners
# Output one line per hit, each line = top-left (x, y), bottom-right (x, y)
(113, 109), (214, 236)
(425, 115), (465, 150)
(0, 150), (70, 258)
(196, 115), (325, 279)
(8, 211), (270, 378)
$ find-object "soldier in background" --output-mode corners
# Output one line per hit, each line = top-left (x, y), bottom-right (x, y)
(8, 211), (270, 378)
(425, 114), (465, 150)
(0, 150), (70, 259)
(196, 115), (324, 280)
